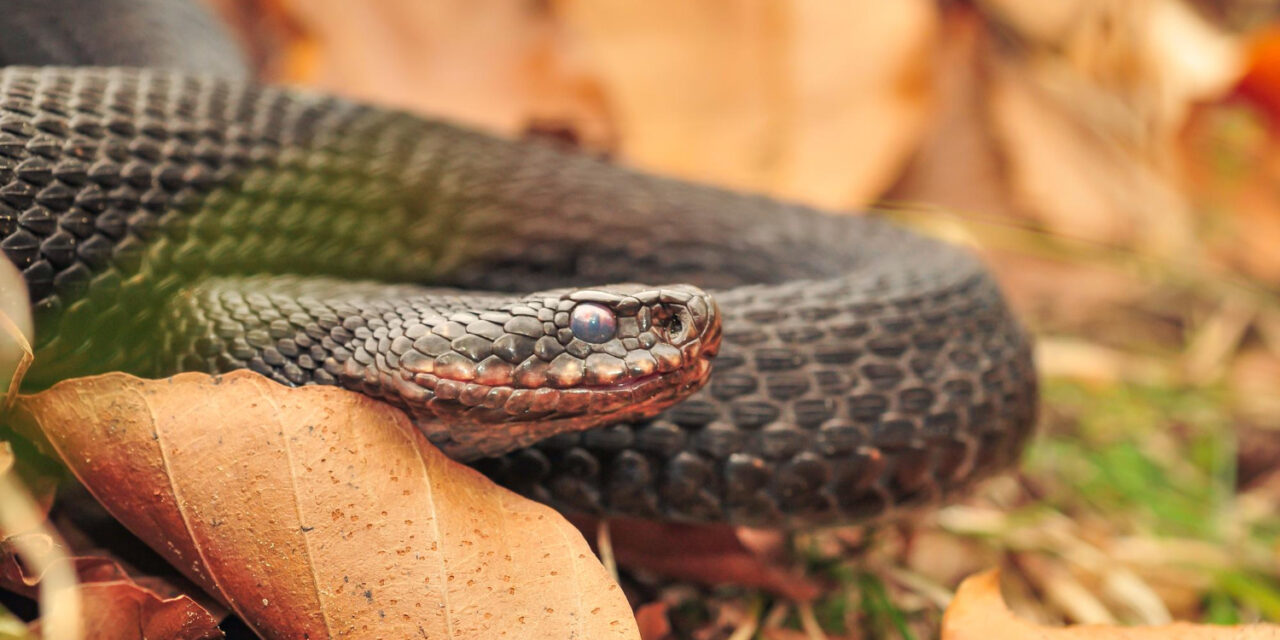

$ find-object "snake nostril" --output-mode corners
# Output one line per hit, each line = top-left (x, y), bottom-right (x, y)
(659, 306), (693, 345)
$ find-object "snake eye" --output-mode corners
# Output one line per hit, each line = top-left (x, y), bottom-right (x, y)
(570, 303), (617, 343)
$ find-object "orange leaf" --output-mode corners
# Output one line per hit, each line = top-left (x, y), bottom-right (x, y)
(1238, 23), (1280, 123)
(11, 371), (639, 639)
(573, 516), (822, 602)
(557, 0), (937, 209)
(48, 484), (231, 621)
(942, 570), (1280, 640)
(26, 567), (223, 640)
(0, 494), (219, 639)
(634, 602), (671, 640)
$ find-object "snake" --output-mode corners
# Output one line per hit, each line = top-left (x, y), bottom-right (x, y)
(0, 0), (1037, 529)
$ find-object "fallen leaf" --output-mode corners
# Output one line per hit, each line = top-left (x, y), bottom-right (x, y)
(942, 569), (1280, 639)
(0, 537), (225, 637)
(3, 443), (219, 639)
(981, 0), (1242, 253)
(573, 516), (822, 602)
(253, 0), (615, 147)
(0, 441), (80, 640)
(634, 602), (670, 640)
(1180, 98), (1280, 285)
(888, 9), (1016, 219)
(202, 0), (307, 80)
(220, 0), (935, 208)
(49, 482), (231, 621)
(25, 561), (223, 640)
(898, 2), (1246, 275)
(11, 371), (639, 639)
(0, 525), (223, 640)
(1234, 22), (1280, 124)
(557, 0), (937, 208)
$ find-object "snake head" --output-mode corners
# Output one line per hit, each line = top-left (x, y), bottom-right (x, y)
(395, 283), (721, 459)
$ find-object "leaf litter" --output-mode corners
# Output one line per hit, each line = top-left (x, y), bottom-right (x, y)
(7, 371), (638, 639)
(4, 0), (1280, 637)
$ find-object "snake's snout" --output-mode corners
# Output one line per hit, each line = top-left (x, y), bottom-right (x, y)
(651, 283), (721, 386)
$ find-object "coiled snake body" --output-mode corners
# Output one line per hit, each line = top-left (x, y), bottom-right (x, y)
(0, 1), (1037, 528)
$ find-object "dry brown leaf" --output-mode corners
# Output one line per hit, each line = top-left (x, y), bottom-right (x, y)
(557, 0), (937, 208)
(572, 516), (822, 602)
(634, 602), (671, 640)
(253, 0), (615, 147)
(1180, 99), (1280, 285)
(0, 442), (81, 639)
(981, 0), (1242, 253)
(276, 0), (542, 128)
(0, 546), (223, 640)
(42, 582), (221, 640)
(987, 57), (1194, 249)
(1239, 23), (1280, 123)
(47, 483), (231, 622)
(1, 446), (219, 639)
(942, 569), (1280, 640)
(10, 370), (639, 639)
(888, 9), (1015, 219)
(902, 2), (1246, 264)
(22, 557), (224, 640)
(221, 0), (935, 208)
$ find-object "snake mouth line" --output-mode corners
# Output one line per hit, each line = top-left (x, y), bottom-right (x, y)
(584, 372), (659, 391)
(585, 350), (715, 391)
(389, 350), (713, 421)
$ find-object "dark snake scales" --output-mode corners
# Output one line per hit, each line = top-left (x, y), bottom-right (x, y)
(0, 1), (1037, 528)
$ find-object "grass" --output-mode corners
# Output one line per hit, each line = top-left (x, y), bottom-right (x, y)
(1031, 380), (1279, 617)
(1029, 382), (1239, 541)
